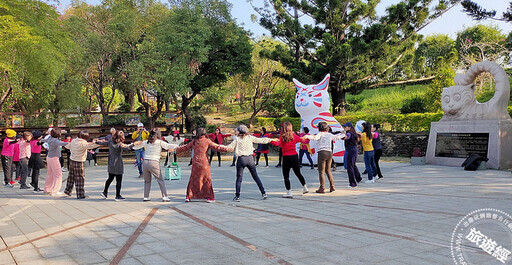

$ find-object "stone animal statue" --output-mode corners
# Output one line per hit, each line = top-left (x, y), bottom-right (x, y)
(441, 61), (511, 121)
(293, 74), (345, 162)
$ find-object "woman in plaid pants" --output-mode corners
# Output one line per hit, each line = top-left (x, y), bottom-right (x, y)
(64, 131), (99, 199)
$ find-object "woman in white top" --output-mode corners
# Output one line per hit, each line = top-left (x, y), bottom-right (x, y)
(164, 130), (183, 166)
(226, 125), (277, 202)
(303, 122), (345, 193)
(139, 129), (177, 202)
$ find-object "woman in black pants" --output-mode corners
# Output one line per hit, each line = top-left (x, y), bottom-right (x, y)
(372, 124), (384, 179)
(255, 127), (270, 167)
(98, 130), (134, 201)
(271, 122), (308, 198)
(226, 125), (276, 202)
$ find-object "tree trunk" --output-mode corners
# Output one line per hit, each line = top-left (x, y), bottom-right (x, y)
(123, 90), (135, 110)
(248, 111), (258, 128)
(181, 95), (194, 131)
(330, 85), (346, 116)
(181, 89), (200, 131)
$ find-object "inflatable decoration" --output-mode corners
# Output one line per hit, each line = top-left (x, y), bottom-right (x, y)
(293, 74), (345, 163)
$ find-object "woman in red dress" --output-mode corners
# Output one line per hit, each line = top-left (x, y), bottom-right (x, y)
(176, 128), (232, 202)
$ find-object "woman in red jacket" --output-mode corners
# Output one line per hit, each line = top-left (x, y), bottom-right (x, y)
(271, 122), (309, 198)
(208, 127), (231, 167)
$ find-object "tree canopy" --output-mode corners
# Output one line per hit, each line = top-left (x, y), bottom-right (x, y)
(462, 0), (512, 22)
(255, 0), (461, 114)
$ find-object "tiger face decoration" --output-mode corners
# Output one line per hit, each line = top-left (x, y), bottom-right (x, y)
(293, 74), (345, 163)
(293, 74), (342, 131)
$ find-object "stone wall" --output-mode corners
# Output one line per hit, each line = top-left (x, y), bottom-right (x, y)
(380, 132), (429, 157)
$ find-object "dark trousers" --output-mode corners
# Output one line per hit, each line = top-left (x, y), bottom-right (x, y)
(255, 152), (268, 166)
(235, 156), (266, 197)
(30, 168), (40, 189)
(14, 161), (21, 179)
(104, 173), (123, 198)
(298, 149), (313, 167)
(282, 155), (306, 190)
(2, 155), (13, 184)
(64, 150), (70, 169)
(375, 148), (383, 178)
(164, 151), (177, 166)
(209, 150), (221, 165)
(19, 158), (29, 186)
(277, 148), (282, 166)
(346, 147), (361, 187)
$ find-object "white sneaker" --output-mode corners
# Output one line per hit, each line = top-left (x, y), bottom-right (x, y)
(303, 185), (309, 194)
(364, 179), (375, 184)
(143, 197), (151, 202)
(262, 193), (268, 200)
(61, 167), (68, 172)
(162, 197), (171, 202)
(282, 190), (293, 198)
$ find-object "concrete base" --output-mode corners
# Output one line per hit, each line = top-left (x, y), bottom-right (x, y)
(426, 120), (512, 169)
(411, 156), (426, 165)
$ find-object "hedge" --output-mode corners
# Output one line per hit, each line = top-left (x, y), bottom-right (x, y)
(256, 113), (445, 133)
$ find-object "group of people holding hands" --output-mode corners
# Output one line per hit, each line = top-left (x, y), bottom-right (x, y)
(2, 119), (383, 203)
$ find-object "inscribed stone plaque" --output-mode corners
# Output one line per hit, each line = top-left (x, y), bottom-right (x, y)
(435, 133), (489, 158)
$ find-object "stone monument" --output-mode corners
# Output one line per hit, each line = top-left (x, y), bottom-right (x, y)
(426, 61), (512, 169)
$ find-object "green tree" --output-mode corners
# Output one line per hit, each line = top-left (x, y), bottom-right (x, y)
(462, 1), (512, 22)
(0, 0), (74, 117)
(236, 38), (290, 127)
(126, 0), (212, 128)
(65, 0), (139, 116)
(456, 24), (508, 67)
(455, 25), (509, 101)
(414, 34), (458, 76)
(255, 0), (461, 115)
(424, 67), (455, 112)
(176, 0), (253, 130)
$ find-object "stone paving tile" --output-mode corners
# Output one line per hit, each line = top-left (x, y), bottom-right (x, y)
(1, 161), (511, 264)
(118, 257), (144, 265)
(0, 251), (15, 265)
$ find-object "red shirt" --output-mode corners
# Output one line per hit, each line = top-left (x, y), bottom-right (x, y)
(208, 133), (231, 144)
(30, 139), (42, 154)
(1, 138), (15, 157)
(13, 143), (20, 162)
(271, 134), (303, 156)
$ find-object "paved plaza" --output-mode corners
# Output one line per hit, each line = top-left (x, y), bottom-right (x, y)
(0, 158), (511, 265)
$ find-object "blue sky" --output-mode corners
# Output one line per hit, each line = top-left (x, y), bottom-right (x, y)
(54, 0), (512, 39)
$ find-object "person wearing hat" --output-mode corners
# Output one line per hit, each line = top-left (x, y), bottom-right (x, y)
(341, 122), (362, 188)
(207, 127), (231, 167)
(2, 129), (18, 188)
(132, 123), (149, 178)
(225, 125), (276, 202)
(29, 131), (45, 192)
